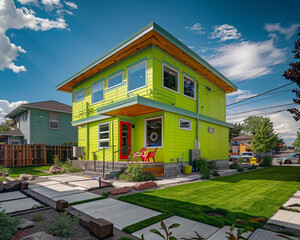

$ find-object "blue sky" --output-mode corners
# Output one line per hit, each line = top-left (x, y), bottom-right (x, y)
(0, 0), (299, 145)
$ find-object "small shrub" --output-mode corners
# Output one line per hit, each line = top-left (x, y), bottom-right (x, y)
(260, 156), (272, 167)
(212, 171), (220, 177)
(247, 165), (257, 170)
(195, 158), (210, 179)
(0, 210), (19, 240)
(43, 212), (79, 237)
(238, 157), (244, 163)
(33, 213), (43, 222)
(237, 166), (244, 172)
(0, 166), (10, 177)
(118, 164), (156, 182)
(102, 192), (109, 197)
(210, 161), (219, 170)
(53, 155), (63, 167)
(229, 162), (239, 169)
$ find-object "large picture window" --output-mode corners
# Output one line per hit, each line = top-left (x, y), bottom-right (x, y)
(98, 123), (110, 148)
(108, 73), (123, 89)
(183, 76), (195, 99)
(127, 62), (146, 92)
(163, 65), (179, 92)
(145, 117), (162, 148)
(92, 81), (104, 104)
(49, 113), (59, 129)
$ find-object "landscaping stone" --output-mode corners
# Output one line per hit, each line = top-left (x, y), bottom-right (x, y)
(49, 165), (63, 173)
(18, 218), (35, 230)
(4, 180), (21, 191)
(108, 187), (131, 195)
(21, 232), (59, 240)
(20, 174), (35, 181)
(131, 180), (158, 190)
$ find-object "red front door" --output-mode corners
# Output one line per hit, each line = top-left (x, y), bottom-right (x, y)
(120, 121), (131, 160)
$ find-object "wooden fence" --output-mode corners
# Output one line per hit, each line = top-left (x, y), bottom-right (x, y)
(0, 144), (73, 167)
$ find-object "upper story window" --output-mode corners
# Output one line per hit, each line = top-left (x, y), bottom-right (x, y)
(163, 65), (179, 93)
(108, 73), (123, 89)
(179, 119), (191, 130)
(183, 76), (195, 99)
(49, 113), (59, 129)
(99, 123), (110, 148)
(92, 81), (104, 104)
(74, 90), (84, 102)
(127, 62), (146, 92)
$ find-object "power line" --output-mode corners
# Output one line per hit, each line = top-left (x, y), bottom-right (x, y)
(227, 103), (298, 116)
(226, 82), (294, 107)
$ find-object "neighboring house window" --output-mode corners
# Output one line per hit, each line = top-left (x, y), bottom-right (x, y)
(163, 65), (179, 93)
(10, 140), (20, 145)
(49, 113), (59, 129)
(127, 62), (146, 92)
(20, 112), (27, 122)
(99, 123), (110, 148)
(74, 91), (84, 102)
(183, 76), (195, 99)
(145, 117), (163, 148)
(92, 81), (104, 104)
(108, 73), (123, 89)
(179, 119), (191, 130)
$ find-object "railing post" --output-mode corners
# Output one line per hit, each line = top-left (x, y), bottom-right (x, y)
(112, 145), (114, 171)
(103, 147), (105, 178)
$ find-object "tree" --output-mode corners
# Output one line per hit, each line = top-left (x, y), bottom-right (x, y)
(283, 27), (300, 121)
(0, 123), (10, 133)
(251, 118), (278, 154)
(229, 123), (244, 140)
(292, 132), (300, 149)
(243, 116), (273, 135)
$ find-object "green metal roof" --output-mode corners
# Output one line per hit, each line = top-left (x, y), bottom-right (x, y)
(56, 22), (237, 92)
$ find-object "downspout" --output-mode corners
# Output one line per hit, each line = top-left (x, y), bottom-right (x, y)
(196, 83), (199, 149)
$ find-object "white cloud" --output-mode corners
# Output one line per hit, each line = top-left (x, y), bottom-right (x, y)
(0, 100), (28, 122)
(211, 24), (241, 41)
(208, 37), (286, 80)
(0, 0), (71, 73)
(265, 23), (299, 40)
(64, 1), (77, 9)
(17, 0), (38, 4)
(226, 89), (256, 103)
(185, 23), (205, 35)
(41, 0), (61, 7)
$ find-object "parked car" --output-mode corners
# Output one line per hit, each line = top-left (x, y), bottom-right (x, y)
(277, 153), (300, 164)
(229, 152), (256, 162)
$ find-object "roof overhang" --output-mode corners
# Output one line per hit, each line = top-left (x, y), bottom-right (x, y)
(56, 22), (237, 94)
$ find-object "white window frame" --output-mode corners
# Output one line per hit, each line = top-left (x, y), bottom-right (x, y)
(144, 116), (163, 149)
(183, 75), (196, 100)
(179, 118), (192, 131)
(162, 63), (179, 94)
(98, 122), (110, 149)
(74, 90), (84, 102)
(49, 112), (59, 130)
(92, 81), (105, 104)
(127, 61), (147, 93)
(107, 72), (123, 89)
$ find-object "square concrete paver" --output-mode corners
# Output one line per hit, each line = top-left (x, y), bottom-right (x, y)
(29, 181), (60, 189)
(133, 215), (219, 240)
(282, 198), (300, 210)
(293, 191), (300, 198)
(73, 198), (161, 229)
(0, 198), (42, 213)
(112, 182), (136, 188)
(207, 226), (252, 240)
(52, 192), (100, 203)
(249, 228), (298, 240)
(268, 209), (300, 230)
(44, 175), (91, 183)
(0, 191), (27, 202)
(68, 180), (101, 190)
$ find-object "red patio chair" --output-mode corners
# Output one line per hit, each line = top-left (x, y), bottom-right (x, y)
(143, 148), (158, 162)
(133, 147), (147, 161)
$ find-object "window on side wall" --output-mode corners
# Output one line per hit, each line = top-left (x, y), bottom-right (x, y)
(145, 117), (163, 148)
(74, 91), (84, 102)
(127, 62), (146, 92)
(99, 123), (110, 148)
(92, 81), (104, 104)
(179, 119), (191, 130)
(108, 73), (123, 89)
(49, 113), (59, 129)
(163, 65), (179, 93)
(183, 76), (195, 99)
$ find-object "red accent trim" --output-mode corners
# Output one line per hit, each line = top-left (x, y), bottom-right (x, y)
(120, 121), (131, 160)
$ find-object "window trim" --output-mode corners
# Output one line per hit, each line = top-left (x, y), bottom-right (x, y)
(127, 61), (147, 93)
(144, 116), (163, 149)
(98, 122), (110, 149)
(179, 118), (192, 131)
(183, 74), (196, 100)
(162, 63), (179, 94)
(49, 112), (59, 130)
(91, 81), (105, 105)
(74, 90), (84, 102)
(107, 72), (123, 90)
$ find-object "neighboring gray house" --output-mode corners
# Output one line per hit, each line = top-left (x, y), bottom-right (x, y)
(1, 101), (77, 145)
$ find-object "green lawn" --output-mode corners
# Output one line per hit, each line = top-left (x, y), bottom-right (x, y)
(119, 167), (300, 231)
(9, 165), (53, 178)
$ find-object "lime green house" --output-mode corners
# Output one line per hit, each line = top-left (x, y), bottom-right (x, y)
(56, 22), (237, 176)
